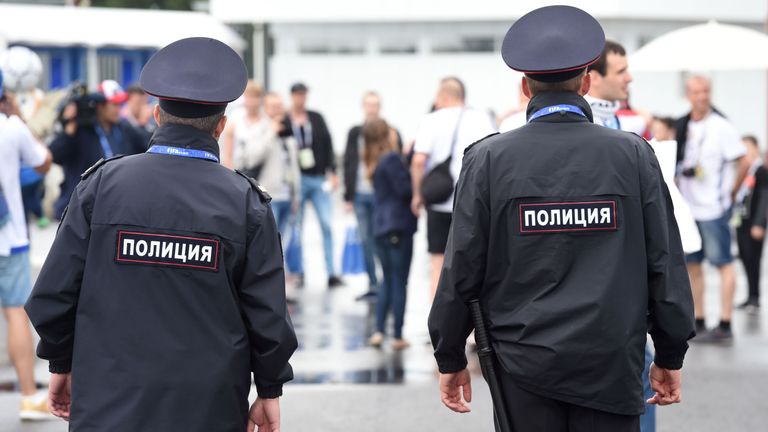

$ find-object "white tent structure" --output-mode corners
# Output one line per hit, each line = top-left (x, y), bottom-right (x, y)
(0, 3), (245, 88)
(0, 4), (245, 50)
(630, 21), (768, 71)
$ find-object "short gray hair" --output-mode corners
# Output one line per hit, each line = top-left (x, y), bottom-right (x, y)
(158, 108), (224, 134)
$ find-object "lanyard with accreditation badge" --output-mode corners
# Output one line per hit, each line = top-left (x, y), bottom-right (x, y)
(528, 104), (588, 122)
(146, 145), (219, 163)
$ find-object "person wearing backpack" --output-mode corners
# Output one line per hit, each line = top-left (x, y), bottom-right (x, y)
(410, 77), (496, 299)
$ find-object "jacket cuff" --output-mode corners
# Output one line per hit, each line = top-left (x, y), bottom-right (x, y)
(49, 359), (72, 374)
(435, 354), (468, 374)
(653, 348), (687, 370)
(256, 385), (283, 399)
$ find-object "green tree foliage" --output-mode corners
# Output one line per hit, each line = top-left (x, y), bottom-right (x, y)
(91, 0), (196, 10)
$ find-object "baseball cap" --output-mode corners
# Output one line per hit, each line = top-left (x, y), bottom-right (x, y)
(98, 79), (128, 104)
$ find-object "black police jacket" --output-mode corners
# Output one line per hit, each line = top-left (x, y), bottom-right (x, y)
(428, 92), (695, 416)
(26, 123), (298, 432)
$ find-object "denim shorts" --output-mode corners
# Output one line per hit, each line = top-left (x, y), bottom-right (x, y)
(686, 211), (733, 266)
(0, 251), (33, 307)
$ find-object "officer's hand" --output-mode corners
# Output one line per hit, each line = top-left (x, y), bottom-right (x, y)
(647, 363), (682, 406)
(48, 372), (72, 421)
(751, 226), (765, 241)
(248, 397), (281, 432)
(439, 369), (472, 413)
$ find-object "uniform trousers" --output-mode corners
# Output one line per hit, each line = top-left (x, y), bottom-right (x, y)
(498, 375), (640, 432)
(736, 222), (764, 302)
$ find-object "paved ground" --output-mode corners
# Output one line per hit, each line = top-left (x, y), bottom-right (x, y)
(0, 204), (767, 431)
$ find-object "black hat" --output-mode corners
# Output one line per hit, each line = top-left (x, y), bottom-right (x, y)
(502, 6), (605, 83)
(290, 82), (308, 94)
(140, 37), (248, 118)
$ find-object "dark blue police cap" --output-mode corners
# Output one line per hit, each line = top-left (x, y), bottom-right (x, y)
(140, 37), (247, 118)
(502, 6), (605, 83)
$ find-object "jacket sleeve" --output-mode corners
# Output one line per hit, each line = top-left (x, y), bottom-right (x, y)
(343, 127), (359, 202)
(638, 142), (695, 370)
(24, 170), (100, 373)
(428, 143), (491, 373)
(238, 192), (298, 398)
(316, 113), (336, 174)
(49, 131), (77, 165)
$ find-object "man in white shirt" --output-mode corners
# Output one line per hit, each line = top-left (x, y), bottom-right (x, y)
(676, 75), (749, 343)
(411, 77), (496, 298)
(0, 80), (53, 420)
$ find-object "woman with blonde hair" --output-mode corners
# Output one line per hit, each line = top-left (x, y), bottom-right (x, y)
(364, 118), (417, 350)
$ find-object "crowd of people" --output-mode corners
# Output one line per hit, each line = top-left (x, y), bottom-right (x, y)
(0, 35), (765, 426)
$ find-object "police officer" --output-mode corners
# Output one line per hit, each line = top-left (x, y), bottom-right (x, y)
(25, 38), (297, 432)
(428, 6), (695, 432)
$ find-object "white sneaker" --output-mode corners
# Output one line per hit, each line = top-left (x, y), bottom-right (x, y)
(19, 392), (53, 421)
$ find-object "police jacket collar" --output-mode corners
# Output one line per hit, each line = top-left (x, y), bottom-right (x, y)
(148, 123), (221, 160)
(526, 91), (594, 124)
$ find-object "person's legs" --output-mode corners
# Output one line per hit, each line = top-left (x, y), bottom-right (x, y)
(568, 403), (640, 432)
(3, 307), (36, 396)
(705, 213), (735, 323)
(687, 222), (708, 329)
(0, 252), (36, 396)
(374, 237), (392, 337)
(271, 200), (292, 237)
(427, 210), (452, 299)
(306, 177), (336, 279)
(695, 213), (736, 341)
(498, 374), (568, 432)
(737, 224), (763, 305)
(391, 235), (413, 341)
(354, 194), (378, 288)
(639, 345), (656, 432)
(296, 175), (317, 279)
(748, 237), (764, 303)
(687, 262), (705, 325)
(718, 263), (736, 321)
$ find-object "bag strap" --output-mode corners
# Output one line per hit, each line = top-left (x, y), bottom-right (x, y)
(444, 108), (464, 164)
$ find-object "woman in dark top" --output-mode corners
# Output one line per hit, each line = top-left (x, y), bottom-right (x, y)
(736, 135), (767, 312)
(363, 119), (417, 350)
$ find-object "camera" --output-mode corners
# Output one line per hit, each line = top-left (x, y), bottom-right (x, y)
(681, 167), (697, 178)
(58, 82), (105, 127)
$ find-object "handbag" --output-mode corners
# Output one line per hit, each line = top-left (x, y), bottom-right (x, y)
(420, 109), (464, 206)
(341, 223), (367, 275)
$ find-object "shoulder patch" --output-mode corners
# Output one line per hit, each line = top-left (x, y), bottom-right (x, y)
(464, 132), (500, 155)
(81, 154), (126, 180)
(235, 169), (272, 203)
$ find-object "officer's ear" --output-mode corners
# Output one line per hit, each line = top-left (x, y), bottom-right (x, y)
(213, 115), (228, 140)
(153, 104), (161, 126)
(578, 72), (592, 96)
(521, 77), (533, 99)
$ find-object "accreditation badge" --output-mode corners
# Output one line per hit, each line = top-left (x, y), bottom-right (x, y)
(299, 148), (316, 170)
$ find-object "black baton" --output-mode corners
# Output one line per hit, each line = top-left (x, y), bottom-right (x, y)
(468, 299), (512, 432)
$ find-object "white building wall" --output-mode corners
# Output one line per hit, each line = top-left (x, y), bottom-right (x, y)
(267, 20), (768, 152)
